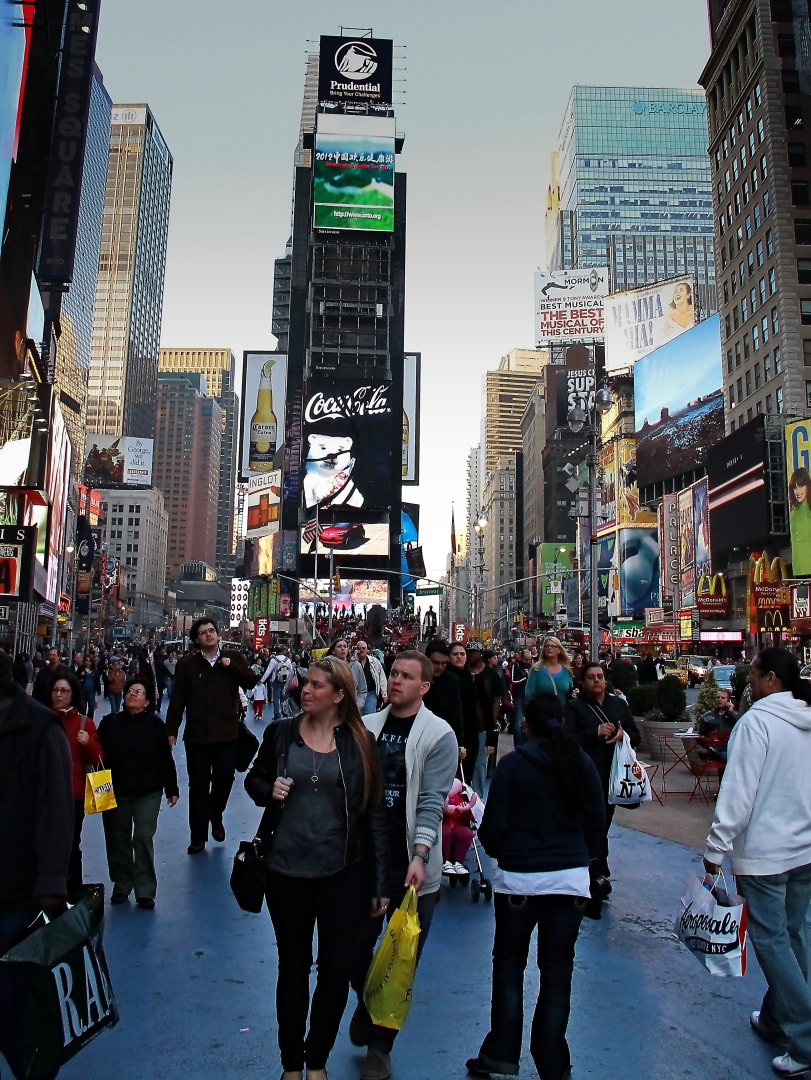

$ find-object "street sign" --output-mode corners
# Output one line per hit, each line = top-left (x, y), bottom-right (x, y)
(416, 587), (443, 596)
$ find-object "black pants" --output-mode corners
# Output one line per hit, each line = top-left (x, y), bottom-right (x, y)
(478, 893), (586, 1080)
(184, 740), (239, 843)
(592, 801), (615, 879)
(69, 799), (85, 900)
(266, 863), (371, 1072)
(350, 884), (439, 1054)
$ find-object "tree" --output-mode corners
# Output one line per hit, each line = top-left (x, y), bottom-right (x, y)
(695, 671), (720, 718)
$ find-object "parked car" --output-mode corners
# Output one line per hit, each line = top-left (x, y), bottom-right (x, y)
(659, 659), (688, 687)
(710, 664), (736, 691)
(677, 655), (712, 687)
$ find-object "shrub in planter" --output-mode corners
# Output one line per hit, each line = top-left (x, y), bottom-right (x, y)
(608, 659), (638, 695)
(626, 682), (659, 717)
(657, 674), (687, 723)
(695, 671), (720, 718)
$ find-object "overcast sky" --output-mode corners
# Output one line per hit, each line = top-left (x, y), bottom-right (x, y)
(95, 0), (712, 579)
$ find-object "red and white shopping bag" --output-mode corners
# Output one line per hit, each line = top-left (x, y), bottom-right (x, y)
(675, 873), (747, 977)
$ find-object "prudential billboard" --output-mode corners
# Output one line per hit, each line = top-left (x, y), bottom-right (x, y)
(313, 114), (395, 232)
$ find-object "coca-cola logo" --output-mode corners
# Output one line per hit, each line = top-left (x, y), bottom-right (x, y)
(304, 385), (391, 424)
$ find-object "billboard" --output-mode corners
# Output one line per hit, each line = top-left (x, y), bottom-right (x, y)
(301, 377), (394, 527)
(619, 528), (660, 618)
(402, 353), (420, 484)
(707, 415), (768, 557)
(301, 522), (390, 557)
(598, 443), (616, 531)
(659, 493), (680, 607)
(45, 402), (71, 604)
(693, 478), (711, 583)
(598, 438), (646, 532)
(554, 344), (598, 427)
(539, 543), (575, 616)
(678, 488), (695, 608)
(240, 353), (287, 482)
(317, 35), (393, 107)
(786, 420), (811, 576)
(244, 471), (281, 539)
(634, 314), (724, 488)
(0, 525), (35, 598)
(313, 114), (395, 232)
(605, 276), (696, 373)
(534, 267), (608, 343)
(83, 435), (153, 488)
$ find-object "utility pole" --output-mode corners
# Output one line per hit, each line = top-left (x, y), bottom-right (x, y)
(328, 549), (334, 633)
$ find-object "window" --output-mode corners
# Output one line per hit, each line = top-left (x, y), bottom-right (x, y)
(737, 377), (743, 400)
(769, 267), (776, 293)
(755, 82), (762, 107)
(783, 69), (801, 93)
(727, 349), (734, 375)
(726, 314), (732, 338)
(754, 201), (762, 229)
(745, 370), (752, 396)
(775, 344), (782, 373)
(805, 340), (811, 366)
(786, 106), (803, 129)
(755, 362), (762, 388)
(747, 407), (754, 422)
(719, 214), (726, 236)
(762, 314), (769, 343)
(766, 393), (774, 414)
(758, 119), (765, 143)
(722, 245), (728, 269)
(806, 382), (811, 410)
(733, 159), (740, 185)
(766, 229), (773, 255)
(796, 220), (811, 245)
(737, 225), (744, 249)
(751, 286), (757, 313)
(773, 307), (781, 334)
(759, 277), (767, 304)
(733, 306), (740, 330)
(723, 137), (729, 159)
(765, 353), (772, 380)
(763, 190), (770, 215)
(730, 124), (736, 147)
(777, 386), (784, 413)
(735, 341), (742, 367)
(750, 134), (757, 162)
(729, 385), (736, 408)
(789, 143), (807, 167)
(800, 260), (811, 284)
(744, 333), (751, 359)
(761, 155), (769, 179)
(793, 183), (810, 205)
(723, 280), (730, 304)
(757, 239), (764, 266)
(745, 213), (752, 237)
(741, 296), (749, 322)
(732, 269), (738, 293)
(778, 33), (797, 56)
(743, 178), (750, 204)
(757, 400), (763, 414)
(731, 419), (736, 432)
(753, 322), (760, 350)
(799, 299), (811, 325)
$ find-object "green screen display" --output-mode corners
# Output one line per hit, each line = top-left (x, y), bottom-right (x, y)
(313, 130), (394, 232)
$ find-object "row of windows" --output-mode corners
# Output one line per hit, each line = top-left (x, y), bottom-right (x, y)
(728, 347), (781, 402)
(729, 388), (783, 433)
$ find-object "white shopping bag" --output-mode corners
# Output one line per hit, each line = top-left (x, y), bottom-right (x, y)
(675, 874), (747, 977)
(607, 731), (652, 805)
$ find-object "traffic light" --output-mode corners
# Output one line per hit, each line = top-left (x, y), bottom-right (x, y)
(332, 573), (341, 591)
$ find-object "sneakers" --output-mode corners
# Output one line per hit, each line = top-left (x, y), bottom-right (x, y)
(773, 1053), (811, 1076)
(442, 861), (456, 875)
(751, 1011), (789, 1048)
(453, 862), (469, 876)
(360, 1048), (391, 1080)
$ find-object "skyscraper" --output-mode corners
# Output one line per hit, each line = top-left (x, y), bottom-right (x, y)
(483, 349), (548, 473)
(87, 104), (172, 439)
(545, 86), (716, 311)
(699, 2), (798, 424)
(158, 347), (238, 576)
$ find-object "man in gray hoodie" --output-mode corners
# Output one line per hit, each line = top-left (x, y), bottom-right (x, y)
(704, 648), (811, 1078)
(350, 649), (458, 1080)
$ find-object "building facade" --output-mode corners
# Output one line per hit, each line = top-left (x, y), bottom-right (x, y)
(158, 347), (238, 576)
(154, 372), (222, 580)
(483, 349), (547, 474)
(99, 487), (168, 628)
(545, 86), (715, 290)
(87, 104), (172, 439)
(700, 0), (804, 426)
(481, 453), (522, 632)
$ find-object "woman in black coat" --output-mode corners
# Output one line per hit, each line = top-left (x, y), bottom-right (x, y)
(97, 679), (178, 908)
(466, 693), (605, 1080)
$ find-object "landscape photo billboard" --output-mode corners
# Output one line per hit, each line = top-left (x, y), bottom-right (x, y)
(317, 36), (393, 107)
(402, 353), (420, 484)
(634, 314), (724, 488)
(619, 527), (660, 618)
(83, 435), (153, 488)
(534, 267), (608, 343)
(240, 353), (287, 482)
(605, 276), (696, 373)
(707, 415), (769, 557)
(313, 114), (395, 232)
(786, 420), (811, 576)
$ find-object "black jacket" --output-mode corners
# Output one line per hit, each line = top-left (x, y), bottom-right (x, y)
(244, 716), (389, 897)
(31, 664), (59, 705)
(97, 710), (179, 799)
(447, 666), (497, 750)
(166, 649), (257, 744)
(423, 671), (463, 744)
(477, 738), (605, 873)
(0, 686), (74, 906)
(563, 693), (641, 787)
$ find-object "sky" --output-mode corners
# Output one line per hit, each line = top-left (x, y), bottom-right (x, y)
(94, 0), (712, 580)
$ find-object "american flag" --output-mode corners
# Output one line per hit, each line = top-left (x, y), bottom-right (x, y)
(302, 514), (323, 546)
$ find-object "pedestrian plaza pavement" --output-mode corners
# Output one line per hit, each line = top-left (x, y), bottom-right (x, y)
(55, 713), (783, 1080)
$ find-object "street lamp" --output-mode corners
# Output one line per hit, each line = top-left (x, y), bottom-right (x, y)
(472, 508), (487, 631)
(568, 386), (614, 661)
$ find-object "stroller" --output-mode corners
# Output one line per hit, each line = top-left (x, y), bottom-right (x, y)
(442, 768), (493, 903)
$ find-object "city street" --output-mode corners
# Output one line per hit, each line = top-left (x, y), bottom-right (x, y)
(59, 709), (777, 1080)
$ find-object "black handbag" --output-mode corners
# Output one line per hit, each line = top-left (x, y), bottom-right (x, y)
(230, 838), (266, 913)
(235, 721), (260, 772)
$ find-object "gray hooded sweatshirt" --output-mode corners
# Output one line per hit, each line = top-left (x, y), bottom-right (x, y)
(704, 690), (811, 875)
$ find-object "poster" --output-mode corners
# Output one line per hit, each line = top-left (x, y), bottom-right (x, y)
(786, 420), (811, 576)
(313, 114), (395, 232)
(693, 478), (711, 581)
(678, 488), (696, 608)
(402, 353), (420, 484)
(240, 353), (288, 482)
(598, 444), (616, 531)
(244, 471), (281, 539)
(83, 435), (153, 488)
(619, 527), (660, 618)
(605, 276), (696, 373)
(540, 543), (575, 616)
(534, 267), (608, 343)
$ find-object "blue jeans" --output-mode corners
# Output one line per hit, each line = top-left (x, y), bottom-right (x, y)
(736, 862), (811, 1064)
(471, 730), (488, 797)
(478, 893), (586, 1079)
(272, 682), (284, 719)
(360, 690), (378, 716)
(108, 691), (122, 713)
(0, 904), (58, 1080)
(511, 690), (527, 748)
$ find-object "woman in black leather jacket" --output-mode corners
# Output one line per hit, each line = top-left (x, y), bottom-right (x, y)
(245, 656), (389, 1080)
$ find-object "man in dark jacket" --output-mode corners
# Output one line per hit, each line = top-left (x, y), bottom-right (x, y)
(423, 639), (464, 747)
(563, 661), (640, 881)
(0, 651), (73, 1080)
(31, 645), (61, 704)
(166, 618), (257, 853)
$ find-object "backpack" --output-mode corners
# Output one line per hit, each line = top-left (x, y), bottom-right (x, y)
(273, 657), (293, 683)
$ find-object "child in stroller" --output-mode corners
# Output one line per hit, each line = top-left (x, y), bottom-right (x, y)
(442, 778), (479, 877)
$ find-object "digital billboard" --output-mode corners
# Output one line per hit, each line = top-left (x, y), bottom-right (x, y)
(619, 527), (660, 618)
(83, 435), (153, 488)
(693, 478), (711, 583)
(707, 415), (768, 557)
(46, 401), (71, 604)
(534, 267), (608, 343)
(678, 488), (695, 608)
(402, 353), (420, 484)
(553, 344), (598, 427)
(300, 522), (390, 557)
(240, 352), (287, 482)
(317, 36), (393, 107)
(313, 114), (395, 232)
(605, 276), (696, 373)
(786, 420), (811, 576)
(539, 543), (575, 616)
(244, 471), (281, 539)
(634, 314), (724, 488)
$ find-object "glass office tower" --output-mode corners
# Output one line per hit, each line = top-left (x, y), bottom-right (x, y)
(545, 86), (716, 305)
(87, 104), (172, 439)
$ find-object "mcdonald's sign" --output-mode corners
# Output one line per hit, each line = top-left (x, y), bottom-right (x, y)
(696, 573), (729, 618)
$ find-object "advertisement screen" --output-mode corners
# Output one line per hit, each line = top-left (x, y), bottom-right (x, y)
(678, 488), (696, 608)
(634, 314), (724, 488)
(402, 353), (420, 484)
(244, 471), (281, 539)
(554, 345), (598, 427)
(317, 36), (393, 107)
(83, 435), (153, 487)
(240, 353), (287, 482)
(539, 543), (575, 616)
(313, 114), (395, 232)
(301, 377), (394, 530)
(46, 402), (71, 604)
(605, 276), (696, 373)
(534, 267), (608, 343)
(693, 478), (711, 582)
(301, 522), (390, 557)
(707, 415), (768, 557)
(619, 527), (660, 618)
(786, 420), (811, 576)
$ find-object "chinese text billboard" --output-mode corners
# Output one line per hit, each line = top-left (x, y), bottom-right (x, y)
(605, 276), (696, 373)
(786, 420), (811, 575)
(534, 267), (608, 343)
(313, 114), (395, 232)
(240, 353), (287, 482)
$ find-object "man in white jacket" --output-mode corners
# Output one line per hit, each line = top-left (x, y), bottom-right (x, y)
(704, 648), (811, 1078)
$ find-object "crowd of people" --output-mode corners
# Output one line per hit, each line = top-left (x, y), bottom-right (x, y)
(2, 623), (811, 1080)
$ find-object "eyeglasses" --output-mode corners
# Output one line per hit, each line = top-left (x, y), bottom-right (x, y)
(125, 688), (146, 696)
(52, 686), (71, 694)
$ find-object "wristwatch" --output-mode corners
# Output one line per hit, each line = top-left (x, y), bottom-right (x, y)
(413, 850), (430, 865)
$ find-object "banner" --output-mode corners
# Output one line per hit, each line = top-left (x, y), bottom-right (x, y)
(786, 420), (811, 576)
(240, 353), (288, 482)
(619, 527), (660, 618)
(605, 276), (696, 373)
(678, 489), (696, 608)
(534, 267), (607, 343)
(83, 436), (153, 488)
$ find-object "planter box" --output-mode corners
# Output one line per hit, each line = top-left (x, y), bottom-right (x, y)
(636, 717), (690, 764)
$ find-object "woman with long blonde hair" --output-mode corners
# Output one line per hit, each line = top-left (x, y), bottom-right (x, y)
(526, 636), (573, 706)
(245, 657), (389, 1080)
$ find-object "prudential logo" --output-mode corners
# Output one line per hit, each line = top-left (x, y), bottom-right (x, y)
(335, 41), (378, 80)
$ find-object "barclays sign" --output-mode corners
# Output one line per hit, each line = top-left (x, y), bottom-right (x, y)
(631, 100), (706, 115)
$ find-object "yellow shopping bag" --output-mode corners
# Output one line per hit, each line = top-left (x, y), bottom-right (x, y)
(363, 885), (421, 1030)
(84, 767), (116, 813)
